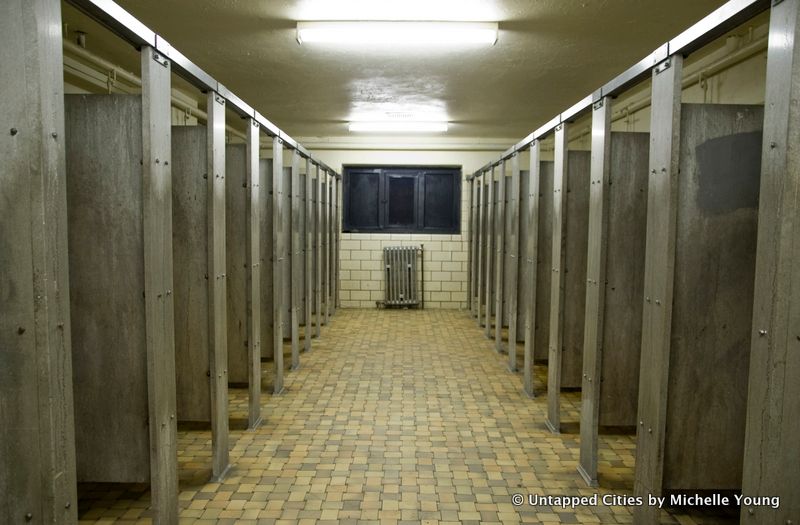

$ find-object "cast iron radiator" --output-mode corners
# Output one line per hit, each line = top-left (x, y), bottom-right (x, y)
(382, 246), (423, 308)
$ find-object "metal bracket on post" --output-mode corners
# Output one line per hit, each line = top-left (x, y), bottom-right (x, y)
(214, 93), (226, 106)
(654, 58), (672, 75)
(152, 51), (169, 68)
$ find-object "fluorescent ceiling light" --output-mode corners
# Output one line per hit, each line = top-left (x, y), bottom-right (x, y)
(349, 121), (449, 133)
(297, 21), (497, 46)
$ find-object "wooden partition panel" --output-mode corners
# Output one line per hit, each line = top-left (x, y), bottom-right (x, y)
(299, 170), (308, 329)
(534, 161), (554, 363)
(259, 159), (274, 362)
(517, 169), (531, 345)
(66, 94), (151, 482)
(663, 103), (763, 490)
(547, 145), (591, 433)
(599, 132), (649, 426)
(562, 150), (591, 388)
(226, 144), (248, 385)
(281, 163), (292, 340)
(172, 125), (211, 422)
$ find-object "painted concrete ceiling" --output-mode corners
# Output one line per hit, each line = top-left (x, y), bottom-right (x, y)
(64, 0), (727, 139)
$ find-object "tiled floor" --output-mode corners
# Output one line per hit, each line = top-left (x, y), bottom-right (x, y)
(77, 309), (737, 524)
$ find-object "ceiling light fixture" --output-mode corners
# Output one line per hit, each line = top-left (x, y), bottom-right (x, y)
(348, 121), (449, 133)
(296, 21), (497, 46)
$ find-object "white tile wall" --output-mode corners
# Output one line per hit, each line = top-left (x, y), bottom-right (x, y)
(338, 177), (472, 309)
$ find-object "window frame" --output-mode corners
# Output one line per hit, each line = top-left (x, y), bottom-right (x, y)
(342, 165), (462, 235)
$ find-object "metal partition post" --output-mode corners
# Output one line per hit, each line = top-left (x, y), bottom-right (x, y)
(507, 153), (521, 371)
(494, 160), (507, 352)
(523, 141), (542, 398)
(484, 167), (495, 336)
(245, 118), (262, 429)
(290, 149), (301, 370)
(143, 46), (179, 518)
(1, 1), (78, 520)
(578, 97), (613, 487)
(272, 137), (285, 394)
(741, 1), (800, 522)
(330, 175), (338, 315)
(336, 177), (342, 309)
(315, 165), (323, 337)
(325, 171), (332, 323)
(475, 176), (485, 322)
(633, 54), (683, 525)
(207, 90), (230, 480)
(304, 159), (313, 353)
(546, 122), (569, 434)
(467, 178), (475, 314)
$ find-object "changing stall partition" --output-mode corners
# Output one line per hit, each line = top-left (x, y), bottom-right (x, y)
(545, 134), (591, 434)
(260, 150), (289, 395)
(578, 95), (650, 487)
(64, 46), (178, 522)
(634, 53), (764, 523)
(169, 91), (232, 482)
(470, 153), (555, 398)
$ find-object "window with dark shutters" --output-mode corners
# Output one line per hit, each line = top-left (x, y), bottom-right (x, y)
(342, 166), (461, 234)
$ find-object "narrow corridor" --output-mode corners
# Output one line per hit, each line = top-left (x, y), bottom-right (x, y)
(78, 310), (733, 524)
